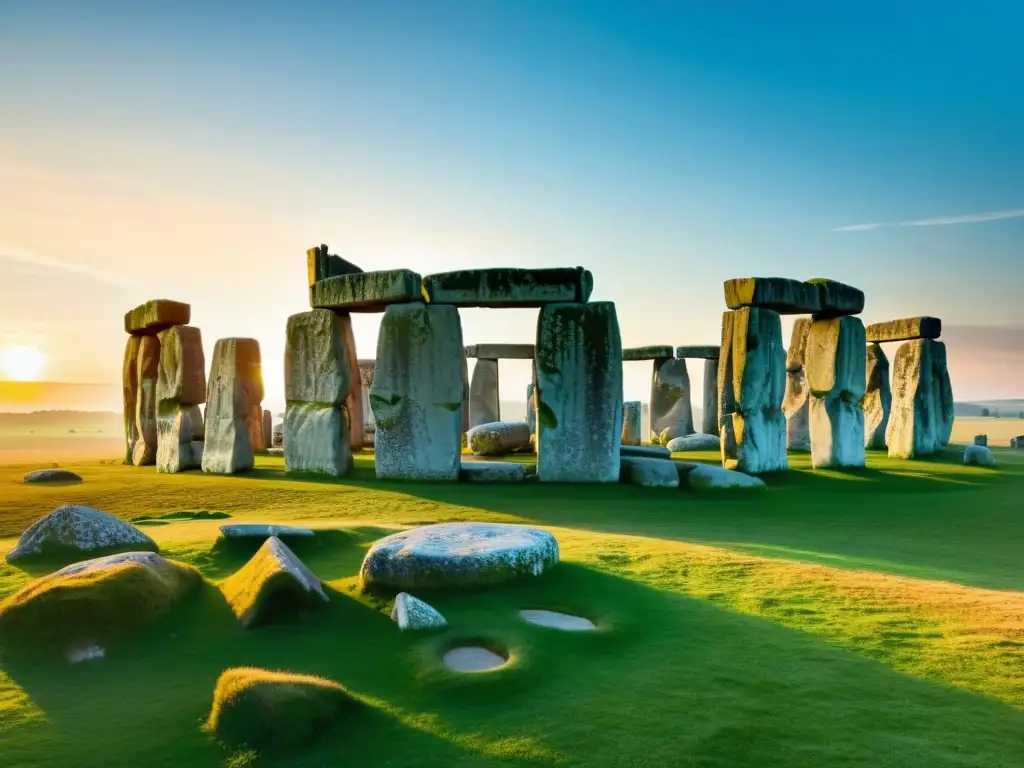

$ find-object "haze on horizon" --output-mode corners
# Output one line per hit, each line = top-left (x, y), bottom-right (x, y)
(1, 1), (1022, 412)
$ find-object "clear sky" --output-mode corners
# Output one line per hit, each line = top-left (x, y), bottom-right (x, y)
(1, 0), (1022, 412)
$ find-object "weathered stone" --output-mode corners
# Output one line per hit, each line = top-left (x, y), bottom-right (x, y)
(619, 456), (680, 488)
(863, 343), (891, 449)
(621, 401), (642, 445)
(526, 382), (537, 434)
(535, 302), (623, 483)
(932, 341), (954, 447)
(220, 537), (328, 628)
(807, 316), (867, 468)
(469, 358), (500, 428)
(623, 345), (674, 361)
(718, 308), (788, 474)
(357, 359), (375, 388)
(156, 403), (203, 473)
(122, 335), (141, 464)
(262, 410), (273, 451)
(310, 269), (422, 312)
(974, 434), (988, 447)
(963, 445), (996, 467)
(724, 278), (820, 315)
(220, 524), (316, 539)
(6, 505), (157, 563)
(783, 318), (812, 452)
(1011, 436), (1024, 449)
(808, 279), (865, 318)
(651, 357), (693, 443)
(361, 385), (375, 435)
(621, 444), (671, 459)
(468, 421), (531, 456)
(372, 303), (464, 480)
(701, 357), (720, 435)
(886, 339), (939, 459)
(422, 267), (593, 308)
(132, 335), (160, 466)
(284, 403), (351, 476)
(391, 592), (447, 631)
(306, 243), (362, 287)
(465, 343), (535, 360)
(865, 317), (942, 344)
(156, 325), (206, 406)
(685, 463), (766, 490)
(360, 523), (559, 590)
(124, 300), (190, 335)
(285, 310), (351, 406)
(459, 461), (528, 483)
(665, 433), (720, 452)
(23, 468), (82, 484)
(336, 313), (363, 451)
(272, 420), (284, 448)
(203, 338), (263, 474)
(460, 351), (470, 435)
(676, 345), (720, 360)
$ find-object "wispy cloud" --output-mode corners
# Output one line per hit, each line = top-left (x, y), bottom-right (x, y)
(834, 208), (1024, 232)
(0, 247), (138, 289)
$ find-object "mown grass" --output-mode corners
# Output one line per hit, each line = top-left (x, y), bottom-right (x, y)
(0, 448), (1022, 766)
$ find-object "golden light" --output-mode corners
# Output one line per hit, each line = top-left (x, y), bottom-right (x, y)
(3, 346), (46, 382)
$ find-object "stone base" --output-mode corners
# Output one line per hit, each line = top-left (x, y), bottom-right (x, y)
(284, 403), (352, 476)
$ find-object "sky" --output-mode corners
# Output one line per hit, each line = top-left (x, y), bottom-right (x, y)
(1, 0), (1022, 412)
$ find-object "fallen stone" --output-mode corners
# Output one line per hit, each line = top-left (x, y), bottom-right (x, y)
(220, 524), (316, 539)
(620, 456), (680, 488)
(685, 463), (766, 490)
(701, 357), (720, 436)
(285, 310), (352, 406)
(724, 278), (820, 315)
(220, 537), (328, 627)
(203, 338), (263, 474)
(665, 433), (720, 452)
(468, 421), (531, 456)
(536, 302), (623, 483)
(360, 523), (559, 590)
(124, 299), (191, 335)
(284, 403), (351, 476)
(156, 325), (206, 406)
(443, 646), (507, 672)
(132, 334), (160, 466)
(886, 339), (939, 459)
(783, 318), (812, 452)
(460, 460), (527, 483)
(468, 358), (500, 428)
(623, 345), (674, 361)
(621, 444), (671, 459)
(963, 445), (996, 467)
(310, 269), (423, 312)
(974, 434), (988, 447)
(122, 335), (141, 464)
(808, 278), (865, 318)
(23, 468), (82, 484)
(6, 505), (158, 564)
(932, 341), (954, 447)
(391, 592), (447, 631)
(651, 357), (693, 443)
(621, 401), (642, 445)
(675, 345), (720, 360)
(863, 343), (892, 449)
(306, 243), (362, 286)
(422, 267), (593, 307)
(465, 343), (535, 360)
(519, 609), (596, 631)
(807, 316), (867, 468)
(865, 317), (942, 344)
(372, 303), (464, 480)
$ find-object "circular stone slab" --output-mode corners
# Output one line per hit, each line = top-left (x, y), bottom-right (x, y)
(359, 523), (559, 590)
(519, 609), (596, 631)
(443, 647), (507, 673)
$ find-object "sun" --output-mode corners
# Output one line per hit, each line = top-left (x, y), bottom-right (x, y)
(3, 346), (46, 382)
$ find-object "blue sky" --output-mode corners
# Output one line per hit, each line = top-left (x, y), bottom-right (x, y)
(1, 0), (1022, 408)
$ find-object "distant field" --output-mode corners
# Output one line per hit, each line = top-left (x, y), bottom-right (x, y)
(951, 417), (1024, 447)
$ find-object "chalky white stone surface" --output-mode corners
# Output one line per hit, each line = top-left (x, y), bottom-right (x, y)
(665, 433), (721, 452)
(807, 316), (866, 469)
(686, 463), (766, 490)
(519, 609), (596, 631)
(443, 647), (507, 673)
(391, 592), (448, 631)
(886, 339), (939, 459)
(6, 506), (157, 563)
(963, 445), (996, 467)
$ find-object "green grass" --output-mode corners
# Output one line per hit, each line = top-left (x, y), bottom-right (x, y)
(0, 449), (1022, 766)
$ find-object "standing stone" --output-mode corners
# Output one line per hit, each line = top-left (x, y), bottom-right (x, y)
(203, 338), (263, 474)
(701, 358), (720, 436)
(526, 382), (537, 434)
(535, 302), (623, 483)
(157, 403), (204, 473)
(621, 401), (642, 445)
(122, 335), (141, 464)
(469, 358), (500, 428)
(782, 318), (812, 451)
(886, 339), (939, 459)
(372, 303), (464, 480)
(337, 314), (364, 451)
(932, 341), (954, 447)
(718, 308), (788, 474)
(132, 335), (161, 466)
(284, 404), (351, 476)
(863, 343), (891, 450)
(262, 410), (273, 451)
(460, 349), (470, 435)
(155, 326), (206, 474)
(807, 316), (866, 469)
(651, 358), (693, 443)
(974, 434), (987, 447)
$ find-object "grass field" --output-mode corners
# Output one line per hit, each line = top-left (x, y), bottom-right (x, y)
(1, 445), (1023, 766)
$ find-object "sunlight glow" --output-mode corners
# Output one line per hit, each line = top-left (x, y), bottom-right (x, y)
(2, 346), (46, 381)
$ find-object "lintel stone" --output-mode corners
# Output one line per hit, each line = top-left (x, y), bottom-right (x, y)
(623, 345), (674, 361)
(124, 300), (191, 335)
(464, 343), (535, 360)
(865, 317), (942, 343)
(422, 267), (593, 308)
(310, 270), (422, 312)
(809, 278), (865, 318)
(724, 277), (821, 315)
(675, 345), (720, 360)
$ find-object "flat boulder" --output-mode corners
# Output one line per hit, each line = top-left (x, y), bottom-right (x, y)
(360, 523), (559, 590)
(620, 456), (680, 488)
(964, 445), (996, 467)
(310, 269), (422, 312)
(622, 345), (674, 361)
(391, 592), (447, 631)
(675, 345), (720, 360)
(422, 267), (593, 307)
(6, 505), (157, 564)
(685, 463), (766, 490)
(124, 299), (191, 335)
(460, 461), (528, 483)
(723, 277), (820, 314)
(468, 421), (531, 456)
(621, 444), (671, 459)
(23, 468), (82, 484)
(665, 433), (720, 452)
(865, 317), (942, 344)
(219, 524), (316, 539)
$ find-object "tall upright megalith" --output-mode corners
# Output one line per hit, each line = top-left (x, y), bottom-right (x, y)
(782, 318), (812, 451)
(338, 314), (364, 452)
(155, 325), (207, 473)
(702, 358), (720, 436)
(863, 343), (891, 449)
(536, 302), (623, 482)
(372, 303), (464, 480)
(203, 338), (264, 474)
(932, 341), (954, 447)
(806, 316), (867, 468)
(134, 335), (161, 466)
(886, 339), (939, 459)
(122, 335), (141, 464)
(651, 357), (693, 442)
(622, 401), (642, 445)
(469, 358), (500, 429)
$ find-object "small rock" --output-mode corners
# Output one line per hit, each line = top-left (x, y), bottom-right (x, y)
(6, 505), (157, 564)
(68, 645), (106, 664)
(685, 463), (766, 490)
(23, 468), (82, 484)
(620, 456), (680, 488)
(665, 433), (720, 452)
(963, 445), (996, 467)
(391, 592), (447, 631)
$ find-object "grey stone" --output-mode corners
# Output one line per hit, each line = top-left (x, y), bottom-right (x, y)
(535, 302), (623, 482)
(886, 339), (939, 459)
(219, 524), (316, 539)
(465, 343), (535, 360)
(863, 343), (891, 449)
(372, 303), (464, 480)
(338, 313), (364, 451)
(621, 401), (642, 445)
(460, 350), (470, 434)
(306, 243), (361, 286)
(156, 325), (206, 406)
(783, 318), (812, 452)
(156, 403), (203, 473)
(23, 468), (82, 484)
(651, 357), (693, 443)
(932, 341), (954, 447)
(422, 267), (593, 308)
(723, 278), (820, 315)
(665, 433), (720, 452)
(621, 444), (671, 459)
(359, 523), (559, 590)
(963, 445), (996, 467)
(974, 434), (988, 447)
(623, 345), (675, 361)
(807, 316), (866, 468)
(284, 403), (351, 476)
(357, 359), (376, 388)
(468, 421), (531, 456)
(620, 456), (680, 488)
(701, 357), (720, 436)
(719, 308), (788, 474)
(808, 279), (865, 318)
(469, 358), (500, 428)
(122, 335), (141, 464)
(685, 463), (766, 490)
(262, 410), (273, 451)
(132, 335), (160, 466)
(6, 505), (157, 563)
(285, 310), (351, 406)
(391, 592), (447, 631)
(1011, 436), (1024, 448)
(124, 299), (190, 335)
(310, 269), (423, 312)
(865, 317), (942, 344)
(676, 345), (720, 360)
(203, 338), (263, 474)
(272, 420), (284, 448)
(460, 460), (528, 483)
(526, 382), (537, 433)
